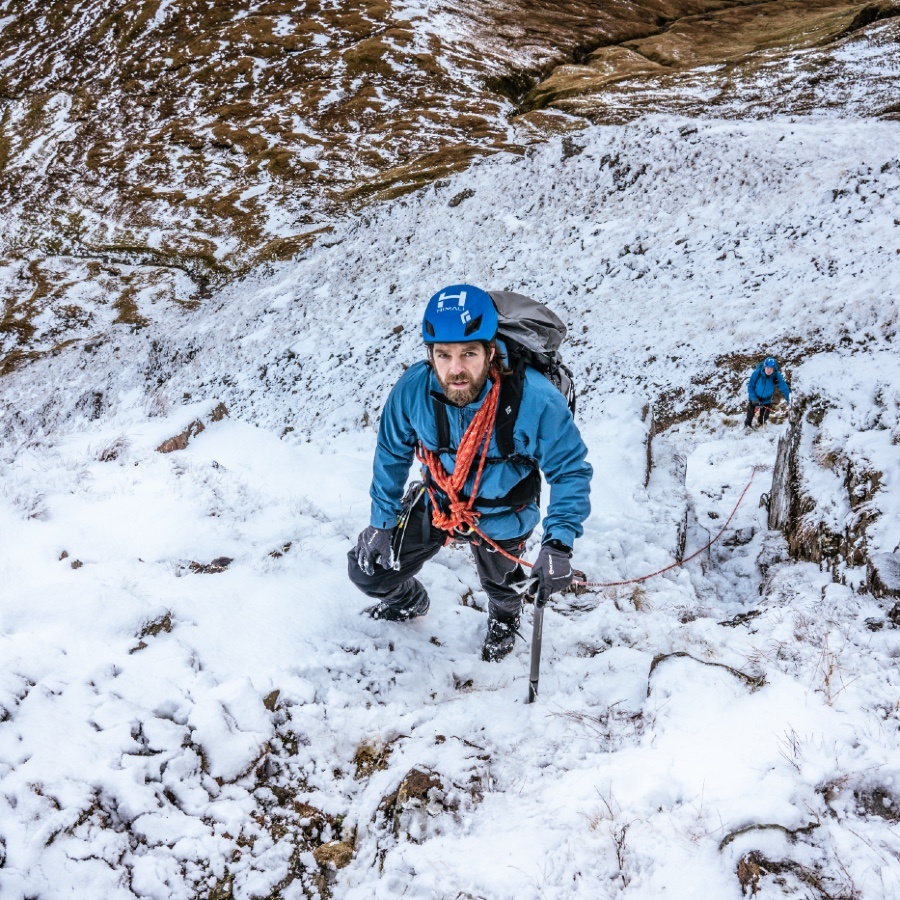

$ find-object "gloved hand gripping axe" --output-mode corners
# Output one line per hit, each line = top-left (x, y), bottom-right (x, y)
(523, 542), (579, 704)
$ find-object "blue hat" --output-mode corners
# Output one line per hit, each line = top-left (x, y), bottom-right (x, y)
(764, 357), (776, 368)
(422, 284), (498, 344)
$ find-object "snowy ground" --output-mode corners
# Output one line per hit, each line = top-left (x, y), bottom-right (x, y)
(1, 115), (900, 898)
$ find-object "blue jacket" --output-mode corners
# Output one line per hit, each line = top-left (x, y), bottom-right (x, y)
(748, 362), (790, 405)
(370, 360), (592, 547)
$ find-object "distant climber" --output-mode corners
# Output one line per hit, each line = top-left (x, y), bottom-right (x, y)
(744, 356), (790, 428)
(348, 284), (592, 662)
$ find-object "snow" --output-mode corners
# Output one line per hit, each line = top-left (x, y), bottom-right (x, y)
(2, 105), (900, 900)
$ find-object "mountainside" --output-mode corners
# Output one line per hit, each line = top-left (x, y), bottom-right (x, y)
(1, 112), (899, 898)
(1, 0), (749, 276)
(2, 0), (899, 381)
(2, 2), (900, 899)
(3, 115), (898, 442)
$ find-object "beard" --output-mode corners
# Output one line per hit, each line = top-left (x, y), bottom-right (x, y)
(437, 355), (493, 407)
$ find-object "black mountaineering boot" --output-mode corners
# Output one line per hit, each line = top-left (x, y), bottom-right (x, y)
(365, 597), (429, 621)
(364, 582), (430, 621)
(481, 615), (520, 662)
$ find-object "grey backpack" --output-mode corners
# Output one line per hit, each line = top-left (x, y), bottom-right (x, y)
(490, 290), (576, 416)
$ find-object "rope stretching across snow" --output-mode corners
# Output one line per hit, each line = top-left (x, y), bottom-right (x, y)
(441, 463), (759, 591)
(578, 468), (759, 588)
(417, 367), (759, 591)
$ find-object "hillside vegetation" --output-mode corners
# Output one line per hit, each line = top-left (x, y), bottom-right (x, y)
(2, 0), (899, 378)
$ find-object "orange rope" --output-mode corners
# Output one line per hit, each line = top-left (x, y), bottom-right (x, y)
(417, 369), (502, 535)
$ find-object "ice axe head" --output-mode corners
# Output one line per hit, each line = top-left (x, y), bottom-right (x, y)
(518, 572), (549, 607)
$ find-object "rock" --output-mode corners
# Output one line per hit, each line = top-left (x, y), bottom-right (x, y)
(353, 739), (392, 780)
(188, 557), (233, 574)
(528, 1), (900, 123)
(209, 402), (229, 423)
(380, 767), (448, 841)
(768, 395), (883, 570)
(156, 402), (229, 453)
(867, 552), (900, 599)
(132, 613), (174, 651)
(312, 840), (354, 870)
(374, 757), (487, 849)
(737, 852), (764, 895)
(156, 419), (205, 453)
(854, 785), (900, 822)
(757, 532), (790, 585)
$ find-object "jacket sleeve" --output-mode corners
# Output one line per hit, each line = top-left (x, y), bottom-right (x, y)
(747, 368), (761, 404)
(776, 369), (791, 401)
(369, 372), (419, 529)
(532, 391), (592, 549)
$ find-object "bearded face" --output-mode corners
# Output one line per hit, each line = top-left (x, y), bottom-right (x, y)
(430, 341), (494, 407)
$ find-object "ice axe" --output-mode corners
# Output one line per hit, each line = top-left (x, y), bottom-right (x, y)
(526, 577), (548, 704)
(524, 567), (587, 703)
(522, 568), (560, 704)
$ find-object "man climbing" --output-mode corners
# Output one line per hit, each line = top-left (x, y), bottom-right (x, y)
(348, 284), (592, 662)
(744, 355), (791, 428)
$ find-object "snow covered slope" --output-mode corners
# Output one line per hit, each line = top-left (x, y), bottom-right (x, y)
(1, 114), (899, 898)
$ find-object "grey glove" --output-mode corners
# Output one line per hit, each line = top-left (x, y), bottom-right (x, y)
(355, 525), (395, 575)
(531, 540), (574, 601)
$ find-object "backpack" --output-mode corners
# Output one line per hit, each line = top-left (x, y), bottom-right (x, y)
(432, 290), (576, 459)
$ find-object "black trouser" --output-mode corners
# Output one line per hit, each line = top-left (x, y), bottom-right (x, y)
(744, 401), (770, 427)
(347, 500), (530, 622)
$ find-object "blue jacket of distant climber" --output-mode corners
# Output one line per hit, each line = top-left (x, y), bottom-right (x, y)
(747, 362), (790, 406)
(369, 360), (592, 548)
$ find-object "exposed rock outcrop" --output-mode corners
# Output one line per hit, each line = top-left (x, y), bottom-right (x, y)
(767, 365), (898, 584)
(527, 0), (900, 122)
(867, 552), (900, 599)
(155, 401), (228, 452)
(375, 761), (486, 846)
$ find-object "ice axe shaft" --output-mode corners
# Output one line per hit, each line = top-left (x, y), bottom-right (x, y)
(527, 584), (546, 704)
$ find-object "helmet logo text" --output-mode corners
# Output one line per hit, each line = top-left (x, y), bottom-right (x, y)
(437, 289), (467, 312)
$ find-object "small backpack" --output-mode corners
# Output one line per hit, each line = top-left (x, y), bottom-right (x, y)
(433, 290), (576, 459)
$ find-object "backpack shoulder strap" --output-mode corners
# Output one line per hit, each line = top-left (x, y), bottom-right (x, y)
(495, 362), (525, 458)
(431, 393), (452, 454)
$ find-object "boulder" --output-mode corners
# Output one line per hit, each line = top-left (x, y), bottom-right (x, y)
(866, 552), (900, 599)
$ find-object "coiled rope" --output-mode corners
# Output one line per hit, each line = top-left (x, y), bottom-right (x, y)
(416, 367), (501, 536)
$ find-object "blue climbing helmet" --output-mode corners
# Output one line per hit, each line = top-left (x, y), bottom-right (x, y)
(764, 356), (777, 369)
(422, 284), (498, 344)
